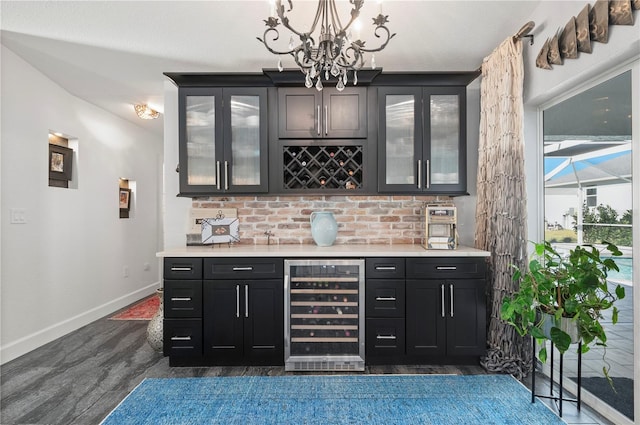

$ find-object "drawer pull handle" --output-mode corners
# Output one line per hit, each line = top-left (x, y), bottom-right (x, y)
(171, 267), (192, 271)
(436, 266), (457, 271)
(232, 266), (253, 271)
(376, 335), (397, 340)
(375, 297), (396, 301)
(375, 266), (396, 271)
(171, 297), (192, 302)
(171, 336), (192, 341)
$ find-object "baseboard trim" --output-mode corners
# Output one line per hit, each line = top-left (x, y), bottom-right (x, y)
(0, 281), (160, 365)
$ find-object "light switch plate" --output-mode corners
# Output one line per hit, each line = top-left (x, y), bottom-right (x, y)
(10, 208), (27, 224)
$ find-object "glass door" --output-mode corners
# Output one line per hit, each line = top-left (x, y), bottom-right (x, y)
(542, 70), (634, 421)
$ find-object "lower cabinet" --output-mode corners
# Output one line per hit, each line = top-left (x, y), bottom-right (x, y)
(203, 280), (284, 365)
(366, 257), (487, 365)
(405, 258), (487, 362)
(406, 279), (486, 358)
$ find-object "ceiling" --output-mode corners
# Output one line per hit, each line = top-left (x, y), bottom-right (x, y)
(0, 1), (542, 135)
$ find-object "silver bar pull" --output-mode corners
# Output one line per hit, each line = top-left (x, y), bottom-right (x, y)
(216, 161), (221, 190)
(376, 335), (397, 340)
(232, 266), (253, 271)
(171, 336), (192, 341)
(245, 285), (249, 318)
(317, 104), (321, 136)
(450, 283), (454, 317)
(171, 267), (192, 271)
(324, 105), (328, 135)
(224, 161), (229, 190)
(236, 285), (240, 318)
(441, 284), (445, 318)
(426, 159), (430, 189)
(375, 297), (397, 301)
(436, 266), (457, 271)
(417, 159), (422, 189)
(375, 266), (396, 271)
(171, 297), (192, 302)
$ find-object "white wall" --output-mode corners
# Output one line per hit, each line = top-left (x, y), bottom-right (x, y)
(0, 46), (162, 363)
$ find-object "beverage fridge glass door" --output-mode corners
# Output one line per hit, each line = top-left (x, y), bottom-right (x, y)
(284, 259), (365, 371)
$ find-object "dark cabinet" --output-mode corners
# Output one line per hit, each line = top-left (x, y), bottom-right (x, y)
(178, 87), (268, 195)
(202, 258), (284, 365)
(377, 86), (467, 194)
(365, 258), (406, 363)
(278, 87), (367, 139)
(163, 258), (204, 360)
(406, 258), (486, 359)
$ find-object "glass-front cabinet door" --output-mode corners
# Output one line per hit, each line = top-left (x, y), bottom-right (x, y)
(378, 86), (467, 194)
(178, 87), (268, 195)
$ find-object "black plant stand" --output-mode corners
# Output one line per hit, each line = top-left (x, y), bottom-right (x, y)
(531, 336), (582, 417)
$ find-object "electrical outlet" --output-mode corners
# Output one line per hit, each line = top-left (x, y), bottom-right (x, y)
(123, 266), (129, 278)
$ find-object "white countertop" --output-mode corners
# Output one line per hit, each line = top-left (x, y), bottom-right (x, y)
(157, 244), (491, 258)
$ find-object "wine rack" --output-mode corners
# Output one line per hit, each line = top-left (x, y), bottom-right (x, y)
(282, 145), (363, 190)
(284, 259), (365, 371)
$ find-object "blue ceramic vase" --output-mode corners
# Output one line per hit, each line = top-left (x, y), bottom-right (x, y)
(310, 211), (338, 246)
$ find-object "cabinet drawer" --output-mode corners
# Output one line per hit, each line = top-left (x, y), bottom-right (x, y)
(204, 258), (283, 279)
(163, 318), (202, 357)
(365, 258), (405, 279)
(164, 258), (203, 280)
(365, 280), (405, 318)
(366, 318), (405, 356)
(164, 281), (202, 318)
(406, 258), (487, 279)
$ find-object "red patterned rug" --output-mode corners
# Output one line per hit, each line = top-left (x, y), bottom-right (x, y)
(110, 295), (160, 320)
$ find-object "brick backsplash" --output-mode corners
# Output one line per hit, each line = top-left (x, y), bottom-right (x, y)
(192, 195), (450, 245)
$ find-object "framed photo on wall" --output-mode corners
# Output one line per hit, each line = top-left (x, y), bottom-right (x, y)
(49, 144), (73, 182)
(119, 188), (131, 211)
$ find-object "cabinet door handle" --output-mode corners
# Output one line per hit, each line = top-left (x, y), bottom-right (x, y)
(245, 285), (249, 318)
(170, 336), (192, 341)
(426, 159), (430, 189)
(171, 297), (192, 302)
(375, 266), (396, 271)
(375, 297), (396, 301)
(417, 159), (422, 189)
(450, 283), (454, 317)
(317, 104), (321, 136)
(171, 266), (192, 272)
(441, 284), (445, 318)
(436, 266), (457, 271)
(216, 161), (221, 190)
(224, 161), (229, 190)
(324, 105), (328, 135)
(236, 284), (240, 318)
(232, 266), (253, 271)
(376, 335), (397, 340)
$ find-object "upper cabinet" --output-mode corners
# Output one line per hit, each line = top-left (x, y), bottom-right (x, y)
(278, 87), (367, 139)
(178, 87), (268, 196)
(377, 86), (467, 195)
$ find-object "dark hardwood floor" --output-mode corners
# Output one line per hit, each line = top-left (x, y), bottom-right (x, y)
(1, 310), (614, 425)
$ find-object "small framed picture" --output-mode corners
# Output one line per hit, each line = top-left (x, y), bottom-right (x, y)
(119, 188), (131, 210)
(202, 217), (240, 245)
(49, 144), (73, 181)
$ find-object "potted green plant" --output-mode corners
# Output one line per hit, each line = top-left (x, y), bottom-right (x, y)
(501, 240), (625, 382)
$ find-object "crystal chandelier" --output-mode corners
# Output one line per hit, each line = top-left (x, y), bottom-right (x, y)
(257, 0), (395, 91)
(134, 104), (160, 120)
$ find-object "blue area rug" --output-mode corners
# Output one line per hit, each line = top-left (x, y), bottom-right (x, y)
(101, 374), (565, 425)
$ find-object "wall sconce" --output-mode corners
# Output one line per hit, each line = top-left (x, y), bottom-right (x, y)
(134, 104), (160, 120)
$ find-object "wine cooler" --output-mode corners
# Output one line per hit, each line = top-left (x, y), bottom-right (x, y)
(284, 259), (365, 371)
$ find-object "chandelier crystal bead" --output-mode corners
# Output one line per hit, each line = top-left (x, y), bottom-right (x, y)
(257, 0), (395, 91)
